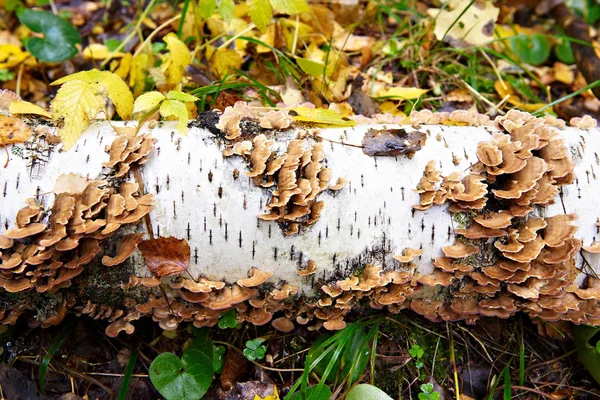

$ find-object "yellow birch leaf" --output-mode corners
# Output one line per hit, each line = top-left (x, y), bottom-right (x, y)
(0, 44), (31, 69)
(270, 0), (309, 15)
(296, 57), (333, 78)
(493, 81), (546, 112)
(130, 53), (152, 96)
(83, 43), (122, 60)
(159, 99), (190, 134)
(162, 33), (192, 85)
(52, 69), (133, 120)
(49, 80), (107, 150)
(210, 48), (243, 78)
(291, 106), (355, 126)
(133, 91), (166, 114)
(376, 87), (429, 100)
(112, 53), (132, 80)
(248, 0), (272, 31)
(9, 100), (51, 119)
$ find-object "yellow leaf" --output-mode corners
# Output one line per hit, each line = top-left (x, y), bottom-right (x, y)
(494, 81), (546, 112)
(133, 91), (166, 114)
(162, 33), (191, 85)
(296, 57), (333, 78)
(9, 100), (51, 119)
(270, 0), (309, 15)
(376, 87), (429, 100)
(111, 53), (132, 80)
(83, 44), (123, 60)
(130, 53), (153, 96)
(553, 62), (575, 85)
(428, 0), (499, 47)
(0, 115), (33, 145)
(52, 69), (133, 120)
(248, 0), (272, 31)
(253, 386), (280, 400)
(0, 44), (30, 69)
(291, 106), (355, 126)
(210, 48), (243, 78)
(50, 80), (107, 150)
(379, 101), (406, 117)
(159, 99), (189, 134)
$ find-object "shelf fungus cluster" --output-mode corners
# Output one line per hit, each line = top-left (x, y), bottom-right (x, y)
(408, 110), (600, 326)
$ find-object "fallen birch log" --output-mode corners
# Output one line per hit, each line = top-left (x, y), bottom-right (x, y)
(1, 109), (599, 335)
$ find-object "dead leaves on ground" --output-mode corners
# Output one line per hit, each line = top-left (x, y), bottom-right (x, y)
(138, 236), (190, 277)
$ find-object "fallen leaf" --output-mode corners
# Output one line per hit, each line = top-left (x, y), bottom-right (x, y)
(376, 86), (429, 100)
(428, 0), (499, 47)
(9, 100), (51, 119)
(138, 236), (190, 277)
(291, 106), (355, 126)
(161, 33), (192, 86)
(210, 48), (243, 78)
(0, 115), (33, 145)
(494, 81), (546, 112)
(83, 43), (123, 60)
(553, 62), (575, 85)
(221, 347), (248, 390)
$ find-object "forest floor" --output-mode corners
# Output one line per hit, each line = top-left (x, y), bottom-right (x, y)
(2, 0), (600, 398)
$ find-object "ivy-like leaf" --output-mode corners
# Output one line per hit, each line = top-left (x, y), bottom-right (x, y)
(149, 350), (213, 400)
(248, 0), (272, 31)
(17, 9), (80, 62)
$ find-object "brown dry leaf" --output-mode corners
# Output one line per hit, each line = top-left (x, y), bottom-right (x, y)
(0, 115), (32, 145)
(138, 236), (190, 277)
(221, 347), (248, 390)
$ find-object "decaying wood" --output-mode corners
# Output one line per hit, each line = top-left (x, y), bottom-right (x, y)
(1, 109), (600, 336)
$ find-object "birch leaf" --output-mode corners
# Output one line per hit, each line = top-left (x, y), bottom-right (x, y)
(198, 0), (217, 19)
(159, 99), (190, 134)
(49, 80), (107, 150)
(133, 91), (166, 114)
(291, 107), (355, 126)
(376, 87), (429, 100)
(248, 0), (272, 31)
(296, 57), (333, 78)
(210, 48), (243, 78)
(162, 33), (191, 85)
(270, 0), (310, 15)
(9, 100), (51, 119)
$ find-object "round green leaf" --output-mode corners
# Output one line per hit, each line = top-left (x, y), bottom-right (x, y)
(554, 37), (575, 65)
(346, 384), (393, 400)
(149, 350), (213, 400)
(508, 34), (551, 66)
(213, 345), (226, 374)
(17, 9), (80, 62)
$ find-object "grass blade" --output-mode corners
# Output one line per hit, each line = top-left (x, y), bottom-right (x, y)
(533, 79), (600, 115)
(117, 349), (139, 400)
(503, 365), (511, 400)
(39, 319), (74, 393)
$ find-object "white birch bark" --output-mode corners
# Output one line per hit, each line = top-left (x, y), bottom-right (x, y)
(1, 121), (599, 291)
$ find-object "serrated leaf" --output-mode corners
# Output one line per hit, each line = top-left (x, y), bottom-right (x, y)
(376, 87), (429, 100)
(50, 80), (107, 150)
(198, 0), (217, 19)
(291, 107), (355, 126)
(248, 0), (272, 31)
(160, 99), (189, 134)
(52, 70), (133, 120)
(218, 0), (235, 23)
(17, 9), (80, 62)
(133, 91), (166, 114)
(210, 48), (243, 78)
(270, 0), (309, 15)
(162, 33), (192, 86)
(167, 91), (198, 102)
(9, 100), (51, 118)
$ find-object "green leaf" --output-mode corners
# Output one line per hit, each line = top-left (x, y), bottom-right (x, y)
(159, 99), (190, 134)
(554, 36), (575, 65)
(287, 385), (332, 400)
(270, 0), (309, 15)
(17, 9), (80, 62)
(149, 350), (213, 400)
(248, 0), (272, 31)
(218, 0), (235, 23)
(346, 384), (393, 400)
(133, 91), (166, 114)
(218, 309), (240, 329)
(167, 91), (199, 102)
(508, 34), (550, 66)
(213, 345), (226, 374)
(574, 325), (600, 385)
(243, 338), (267, 361)
(295, 57), (333, 79)
(198, 0), (217, 19)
